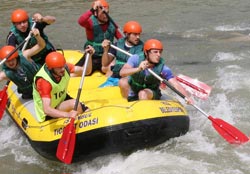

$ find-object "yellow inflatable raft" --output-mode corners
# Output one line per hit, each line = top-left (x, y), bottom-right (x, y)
(6, 50), (189, 163)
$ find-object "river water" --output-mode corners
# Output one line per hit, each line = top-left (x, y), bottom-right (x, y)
(1, 0), (250, 173)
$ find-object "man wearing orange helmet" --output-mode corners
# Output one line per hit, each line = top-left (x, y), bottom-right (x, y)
(0, 28), (45, 99)
(7, 9), (56, 65)
(32, 51), (92, 122)
(77, 0), (123, 74)
(100, 21), (143, 96)
(120, 39), (193, 103)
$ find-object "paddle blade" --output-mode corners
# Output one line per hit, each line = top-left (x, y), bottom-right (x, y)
(176, 74), (212, 100)
(208, 116), (249, 144)
(56, 119), (76, 164)
(0, 85), (9, 120)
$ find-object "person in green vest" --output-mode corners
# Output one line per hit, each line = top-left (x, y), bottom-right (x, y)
(77, 0), (123, 74)
(33, 52), (90, 122)
(6, 8), (56, 65)
(100, 21), (144, 97)
(0, 28), (45, 99)
(120, 39), (193, 104)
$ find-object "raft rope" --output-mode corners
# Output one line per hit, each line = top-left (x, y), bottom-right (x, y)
(12, 100), (143, 129)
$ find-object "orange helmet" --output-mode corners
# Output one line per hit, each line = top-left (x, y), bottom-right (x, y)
(123, 21), (142, 34)
(100, 0), (109, 8)
(143, 39), (163, 52)
(11, 9), (29, 23)
(0, 46), (19, 61)
(45, 52), (66, 69)
(92, 0), (109, 8)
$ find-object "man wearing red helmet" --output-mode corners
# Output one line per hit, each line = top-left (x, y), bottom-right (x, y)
(100, 21), (144, 97)
(6, 9), (56, 65)
(120, 39), (193, 104)
(77, 0), (123, 74)
(32, 48), (94, 122)
(0, 28), (45, 99)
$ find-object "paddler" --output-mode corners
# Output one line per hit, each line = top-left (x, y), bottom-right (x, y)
(120, 38), (194, 104)
(0, 28), (45, 99)
(7, 8), (56, 65)
(77, 0), (123, 75)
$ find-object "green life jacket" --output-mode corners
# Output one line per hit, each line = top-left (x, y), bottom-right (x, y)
(3, 54), (40, 95)
(84, 15), (116, 57)
(129, 53), (164, 93)
(11, 17), (54, 65)
(11, 18), (37, 49)
(112, 38), (143, 77)
(33, 65), (70, 122)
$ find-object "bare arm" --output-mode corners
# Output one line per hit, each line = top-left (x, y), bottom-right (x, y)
(101, 39), (114, 68)
(168, 77), (192, 100)
(22, 28), (45, 61)
(33, 13), (56, 24)
(120, 60), (148, 77)
(71, 66), (83, 77)
(42, 98), (78, 119)
(0, 71), (9, 82)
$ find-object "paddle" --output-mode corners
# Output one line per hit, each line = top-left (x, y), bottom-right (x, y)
(176, 74), (212, 100)
(110, 44), (211, 99)
(148, 69), (249, 144)
(22, 22), (36, 51)
(99, 6), (125, 37)
(0, 39), (27, 66)
(0, 81), (10, 120)
(56, 53), (90, 164)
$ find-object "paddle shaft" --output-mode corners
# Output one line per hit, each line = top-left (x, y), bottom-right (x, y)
(0, 41), (24, 66)
(22, 22), (37, 51)
(0, 35), (34, 66)
(111, 44), (132, 56)
(100, 7), (125, 37)
(148, 69), (187, 99)
(74, 53), (90, 110)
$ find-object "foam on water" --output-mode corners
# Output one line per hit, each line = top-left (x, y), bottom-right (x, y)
(215, 24), (250, 31)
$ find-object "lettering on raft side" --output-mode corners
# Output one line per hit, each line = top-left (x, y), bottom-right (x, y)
(54, 112), (99, 136)
(78, 118), (98, 128)
(159, 107), (184, 113)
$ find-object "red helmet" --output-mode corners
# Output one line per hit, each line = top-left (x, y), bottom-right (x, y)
(45, 52), (66, 69)
(99, 0), (109, 8)
(11, 9), (29, 23)
(92, 0), (109, 8)
(143, 39), (163, 52)
(0, 46), (19, 61)
(123, 21), (142, 34)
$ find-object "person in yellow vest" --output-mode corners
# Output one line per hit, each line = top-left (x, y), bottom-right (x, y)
(32, 50), (94, 122)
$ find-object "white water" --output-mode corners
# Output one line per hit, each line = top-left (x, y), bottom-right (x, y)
(1, 0), (250, 173)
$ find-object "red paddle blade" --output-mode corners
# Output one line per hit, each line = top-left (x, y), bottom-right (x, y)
(56, 119), (76, 164)
(176, 74), (212, 100)
(0, 86), (9, 120)
(208, 116), (249, 144)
